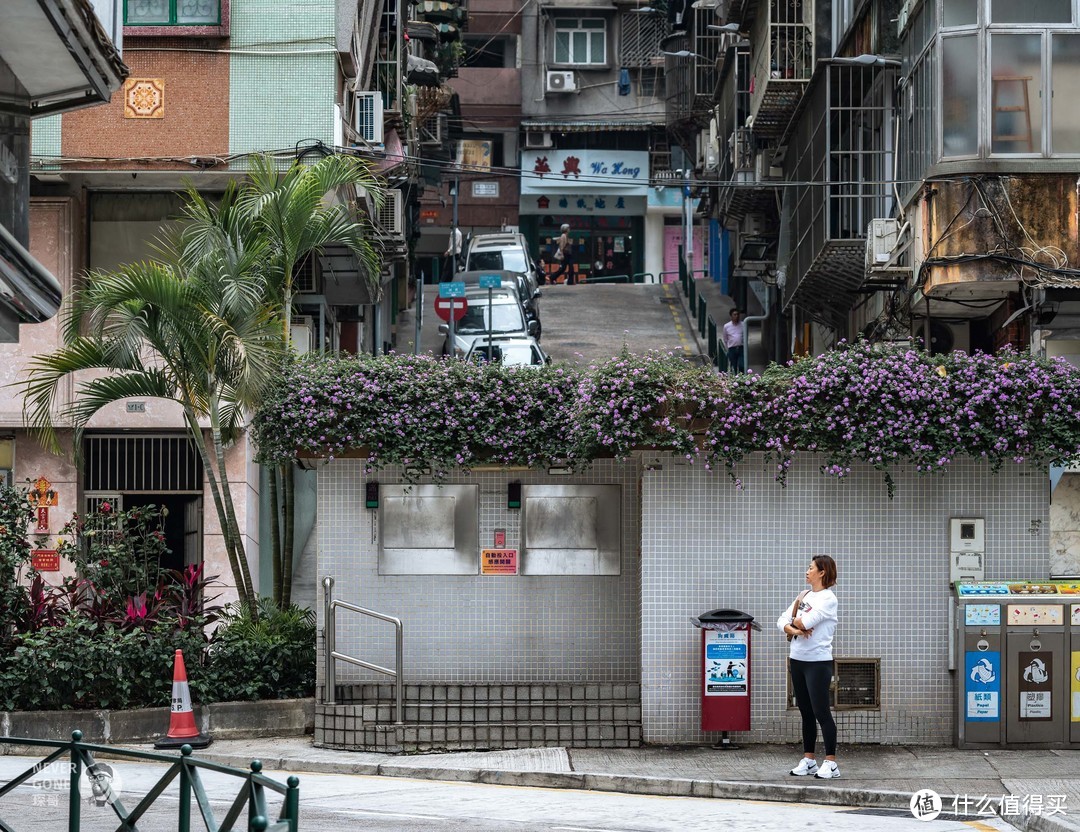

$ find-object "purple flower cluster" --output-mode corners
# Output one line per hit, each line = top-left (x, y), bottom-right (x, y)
(251, 342), (1080, 491)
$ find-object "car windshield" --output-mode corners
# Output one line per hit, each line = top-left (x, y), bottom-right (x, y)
(457, 302), (525, 334)
(470, 249), (528, 272)
(473, 343), (538, 366)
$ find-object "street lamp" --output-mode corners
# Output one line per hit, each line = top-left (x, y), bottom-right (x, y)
(832, 53), (901, 67)
(708, 22), (749, 34)
(661, 49), (709, 58)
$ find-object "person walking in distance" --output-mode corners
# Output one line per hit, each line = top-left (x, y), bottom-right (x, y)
(722, 308), (745, 373)
(550, 223), (576, 285)
(778, 555), (840, 779)
(443, 226), (463, 281)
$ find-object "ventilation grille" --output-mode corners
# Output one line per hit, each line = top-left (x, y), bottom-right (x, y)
(354, 91), (384, 145)
(619, 10), (666, 68)
(83, 435), (203, 494)
(294, 254), (317, 294)
(375, 189), (404, 236)
(787, 658), (881, 710)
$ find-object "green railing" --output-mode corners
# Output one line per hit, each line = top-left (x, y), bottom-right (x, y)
(707, 317), (718, 363)
(697, 296), (707, 338)
(631, 273), (652, 284)
(0, 731), (299, 832)
(583, 274), (630, 284)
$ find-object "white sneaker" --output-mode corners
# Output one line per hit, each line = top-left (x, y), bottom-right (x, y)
(790, 757), (819, 776)
(814, 760), (840, 779)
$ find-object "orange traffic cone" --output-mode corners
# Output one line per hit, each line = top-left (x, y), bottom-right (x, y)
(154, 649), (211, 749)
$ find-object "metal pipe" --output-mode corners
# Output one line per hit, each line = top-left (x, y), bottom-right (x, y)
(322, 576), (335, 705)
(741, 287), (771, 374)
(395, 617), (404, 725)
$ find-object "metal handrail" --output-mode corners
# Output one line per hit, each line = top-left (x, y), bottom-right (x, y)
(322, 576), (404, 724)
(0, 731), (298, 832)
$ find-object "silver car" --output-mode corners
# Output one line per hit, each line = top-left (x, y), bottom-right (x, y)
(465, 336), (551, 367)
(438, 288), (537, 356)
(462, 232), (544, 288)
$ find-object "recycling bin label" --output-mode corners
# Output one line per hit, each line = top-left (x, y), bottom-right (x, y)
(704, 629), (748, 696)
(1019, 651), (1053, 721)
(965, 651), (1000, 721)
(1072, 651), (1080, 723)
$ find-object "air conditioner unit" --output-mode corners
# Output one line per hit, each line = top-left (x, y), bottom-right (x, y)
(525, 131), (553, 149)
(354, 91), (384, 145)
(419, 113), (446, 146)
(742, 213), (768, 236)
(291, 316), (315, 355)
(376, 189), (404, 237)
(754, 151), (781, 181)
(923, 320), (971, 355)
(546, 70), (577, 93)
(865, 218), (901, 269)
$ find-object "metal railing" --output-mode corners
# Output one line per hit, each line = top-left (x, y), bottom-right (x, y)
(0, 731), (299, 832)
(322, 576), (404, 724)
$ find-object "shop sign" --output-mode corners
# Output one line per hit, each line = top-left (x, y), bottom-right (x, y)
(31, 550), (60, 572)
(1019, 651), (1052, 720)
(521, 150), (649, 194)
(704, 629), (748, 696)
(457, 140), (493, 172)
(481, 548), (517, 575)
(472, 181), (499, 198)
(420, 210), (440, 220)
(520, 194), (645, 217)
(965, 651), (1000, 721)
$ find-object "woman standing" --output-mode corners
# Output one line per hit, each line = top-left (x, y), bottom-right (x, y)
(777, 555), (840, 779)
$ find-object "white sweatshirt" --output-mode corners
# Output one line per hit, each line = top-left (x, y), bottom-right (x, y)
(776, 588), (838, 662)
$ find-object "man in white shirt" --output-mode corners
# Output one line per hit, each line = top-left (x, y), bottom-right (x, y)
(722, 308), (744, 374)
(443, 226), (463, 280)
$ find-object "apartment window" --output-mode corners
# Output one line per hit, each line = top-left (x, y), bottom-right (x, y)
(125, 0), (220, 25)
(990, 0), (1071, 23)
(990, 34), (1043, 154)
(1052, 34), (1080, 152)
(942, 35), (979, 156)
(554, 18), (607, 65)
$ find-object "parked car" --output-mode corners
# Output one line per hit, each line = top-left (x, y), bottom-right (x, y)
(439, 286), (537, 356)
(462, 232), (544, 287)
(456, 269), (542, 338)
(466, 336), (551, 367)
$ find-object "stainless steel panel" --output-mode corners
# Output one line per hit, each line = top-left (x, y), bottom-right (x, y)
(382, 496), (456, 549)
(522, 484), (621, 576)
(379, 485), (478, 575)
(525, 497), (597, 549)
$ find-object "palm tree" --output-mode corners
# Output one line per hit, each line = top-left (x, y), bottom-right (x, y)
(225, 153), (383, 607)
(20, 185), (285, 608)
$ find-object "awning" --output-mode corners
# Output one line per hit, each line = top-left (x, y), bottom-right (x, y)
(0, 0), (128, 117)
(0, 221), (63, 341)
(522, 119), (663, 133)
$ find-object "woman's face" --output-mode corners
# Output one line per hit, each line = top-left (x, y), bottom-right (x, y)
(806, 560), (823, 584)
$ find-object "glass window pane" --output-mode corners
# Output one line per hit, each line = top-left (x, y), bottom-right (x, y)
(176, 0), (218, 23)
(991, 34), (1043, 154)
(991, 0), (1070, 23)
(555, 32), (569, 63)
(572, 31), (587, 61)
(942, 36), (980, 156)
(582, 19), (605, 29)
(126, 0), (169, 23)
(1052, 34), (1080, 152)
(943, 0), (977, 27)
(591, 31), (605, 63)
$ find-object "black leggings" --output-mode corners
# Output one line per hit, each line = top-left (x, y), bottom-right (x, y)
(789, 658), (837, 757)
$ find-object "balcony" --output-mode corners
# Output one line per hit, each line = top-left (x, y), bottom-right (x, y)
(782, 61), (898, 330)
(664, 9), (722, 124)
(745, 0), (814, 138)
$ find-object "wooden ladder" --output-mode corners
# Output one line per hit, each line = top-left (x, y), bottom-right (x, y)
(991, 75), (1033, 151)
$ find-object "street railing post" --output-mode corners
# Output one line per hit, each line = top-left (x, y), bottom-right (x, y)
(323, 576), (336, 705)
(284, 776), (300, 832)
(68, 731), (82, 832)
(179, 745), (193, 832)
(395, 618), (404, 725)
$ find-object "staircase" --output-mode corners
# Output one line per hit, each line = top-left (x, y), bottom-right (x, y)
(315, 682), (643, 753)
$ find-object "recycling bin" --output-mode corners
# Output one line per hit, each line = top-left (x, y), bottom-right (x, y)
(691, 609), (759, 736)
(955, 581), (1080, 749)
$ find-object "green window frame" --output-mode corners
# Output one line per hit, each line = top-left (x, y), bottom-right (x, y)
(553, 18), (607, 65)
(124, 0), (220, 26)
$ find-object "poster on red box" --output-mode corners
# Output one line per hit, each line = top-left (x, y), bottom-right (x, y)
(31, 550), (60, 572)
(481, 548), (518, 575)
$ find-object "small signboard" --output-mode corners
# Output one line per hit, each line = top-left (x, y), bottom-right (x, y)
(31, 550), (60, 572)
(438, 281), (466, 298)
(481, 548), (518, 575)
(494, 529), (506, 547)
(965, 650), (1000, 721)
(35, 506), (49, 533)
(1019, 651), (1052, 720)
(704, 629), (748, 696)
(478, 273), (502, 289)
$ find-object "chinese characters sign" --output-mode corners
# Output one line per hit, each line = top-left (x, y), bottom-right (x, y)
(520, 150), (649, 195)
(704, 629), (748, 697)
(481, 548), (518, 575)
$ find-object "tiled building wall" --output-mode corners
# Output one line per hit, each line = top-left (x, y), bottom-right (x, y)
(641, 455), (1050, 746)
(229, 0), (336, 163)
(317, 459), (642, 685)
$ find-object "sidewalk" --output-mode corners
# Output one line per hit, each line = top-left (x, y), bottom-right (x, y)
(672, 274), (770, 373)
(166, 737), (1080, 832)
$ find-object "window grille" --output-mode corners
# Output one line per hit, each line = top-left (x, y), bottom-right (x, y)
(83, 435), (203, 494)
(787, 658), (881, 709)
(619, 11), (666, 68)
(294, 254), (317, 294)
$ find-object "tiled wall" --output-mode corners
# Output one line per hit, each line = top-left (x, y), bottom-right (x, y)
(229, 0), (336, 162)
(317, 459), (642, 685)
(641, 454), (1050, 745)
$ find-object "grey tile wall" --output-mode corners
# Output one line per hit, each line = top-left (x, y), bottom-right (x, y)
(641, 454), (1050, 746)
(318, 459), (642, 685)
